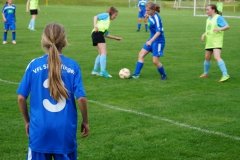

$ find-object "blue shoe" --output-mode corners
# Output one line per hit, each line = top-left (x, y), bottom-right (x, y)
(161, 75), (167, 81)
(129, 74), (140, 79)
(100, 70), (112, 78)
(91, 69), (99, 76)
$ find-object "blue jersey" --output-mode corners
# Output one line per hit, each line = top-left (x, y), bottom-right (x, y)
(17, 54), (86, 154)
(148, 12), (165, 43)
(2, 4), (16, 24)
(138, 0), (148, 11)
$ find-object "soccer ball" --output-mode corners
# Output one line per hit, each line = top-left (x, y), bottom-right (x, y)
(119, 68), (131, 79)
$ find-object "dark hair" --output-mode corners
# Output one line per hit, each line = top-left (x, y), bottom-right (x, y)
(207, 4), (220, 14)
(146, 2), (161, 13)
(6, 0), (8, 4)
(106, 6), (118, 16)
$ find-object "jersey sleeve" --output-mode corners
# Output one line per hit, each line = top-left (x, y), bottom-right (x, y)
(217, 16), (228, 27)
(17, 61), (33, 99)
(73, 62), (86, 99)
(97, 13), (109, 21)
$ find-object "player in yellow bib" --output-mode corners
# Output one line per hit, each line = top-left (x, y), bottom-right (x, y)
(26, 0), (40, 30)
(216, 0), (223, 16)
(200, 4), (230, 82)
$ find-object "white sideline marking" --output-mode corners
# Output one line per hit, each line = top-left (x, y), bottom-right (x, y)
(88, 100), (240, 141)
(0, 78), (19, 85)
(1, 78), (239, 141)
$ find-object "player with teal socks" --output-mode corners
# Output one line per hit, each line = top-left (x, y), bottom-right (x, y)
(91, 7), (122, 78)
(26, 0), (40, 31)
(200, 4), (230, 82)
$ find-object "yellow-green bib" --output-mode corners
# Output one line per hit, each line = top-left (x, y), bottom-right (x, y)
(92, 15), (110, 34)
(205, 14), (224, 49)
(29, 0), (39, 10)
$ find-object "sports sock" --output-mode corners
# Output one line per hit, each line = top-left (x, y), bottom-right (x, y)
(32, 19), (35, 29)
(134, 61), (144, 75)
(100, 54), (106, 71)
(218, 60), (228, 76)
(145, 24), (148, 31)
(157, 66), (166, 76)
(12, 32), (16, 41)
(93, 55), (100, 70)
(29, 19), (32, 28)
(3, 32), (7, 41)
(137, 24), (141, 30)
(204, 61), (210, 74)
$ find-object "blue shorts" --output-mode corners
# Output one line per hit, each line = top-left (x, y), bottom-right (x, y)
(4, 23), (16, 31)
(142, 42), (165, 57)
(26, 147), (77, 160)
(138, 10), (146, 18)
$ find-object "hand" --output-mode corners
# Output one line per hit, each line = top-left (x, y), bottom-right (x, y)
(115, 37), (122, 41)
(26, 9), (29, 12)
(94, 26), (99, 32)
(81, 122), (89, 138)
(146, 41), (152, 46)
(3, 18), (7, 22)
(213, 28), (221, 32)
(201, 34), (205, 42)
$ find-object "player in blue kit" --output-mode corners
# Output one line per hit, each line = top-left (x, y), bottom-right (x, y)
(137, 0), (148, 32)
(17, 23), (89, 160)
(130, 2), (167, 81)
(2, 0), (16, 44)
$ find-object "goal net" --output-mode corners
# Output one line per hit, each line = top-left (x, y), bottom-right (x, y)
(193, 0), (240, 18)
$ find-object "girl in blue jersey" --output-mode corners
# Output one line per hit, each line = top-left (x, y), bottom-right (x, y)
(17, 23), (89, 160)
(91, 6), (122, 78)
(137, 0), (148, 32)
(130, 2), (167, 81)
(200, 4), (230, 82)
(2, 0), (16, 44)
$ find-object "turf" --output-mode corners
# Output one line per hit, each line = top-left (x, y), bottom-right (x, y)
(0, 3), (240, 160)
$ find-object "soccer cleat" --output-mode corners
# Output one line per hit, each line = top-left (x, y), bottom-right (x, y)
(91, 69), (99, 76)
(161, 75), (167, 81)
(129, 74), (140, 79)
(218, 75), (230, 82)
(2, 41), (7, 44)
(145, 30), (148, 32)
(28, 26), (35, 31)
(199, 74), (209, 78)
(137, 29), (140, 32)
(100, 70), (112, 78)
(12, 40), (17, 45)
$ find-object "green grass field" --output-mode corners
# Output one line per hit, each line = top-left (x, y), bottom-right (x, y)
(0, 3), (240, 160)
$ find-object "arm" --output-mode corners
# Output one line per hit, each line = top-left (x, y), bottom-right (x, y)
(2, 13), (6, 22)
(201, 32), (206, 42)
(214, 24), (229, 32)
(77, 97), (89, 138)
(17, 94), (30, 136)
(26, 0), (29, 12)
(146, 32), (161, 46)
(105, 34), (122, 41)
(93, 15), (99, 32)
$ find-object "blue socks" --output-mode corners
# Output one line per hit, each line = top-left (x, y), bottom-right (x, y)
(3, 32), (7, 41)
(204, 61), (210, 74)
(157, 66), (166, 76)
(12, 32), (16, 41)
(137, 24), (141, 30)
(134, 62), (144, 75)
(145, 24), (148, 31)
(218, 60), (228, 76)
(100, 54), (106, 71)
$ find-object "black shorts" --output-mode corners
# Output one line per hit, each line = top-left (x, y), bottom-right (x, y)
(91, 31), (105, 46)
(205, 48), (222, 51)
(30, 9), (38, 15)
